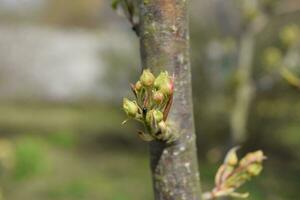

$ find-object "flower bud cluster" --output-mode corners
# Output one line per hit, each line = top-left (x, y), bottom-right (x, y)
(203, 147), (266, 200)
(122, 69), (176, 143)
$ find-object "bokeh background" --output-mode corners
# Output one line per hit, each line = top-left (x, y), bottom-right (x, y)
(0, 0), (299, 199)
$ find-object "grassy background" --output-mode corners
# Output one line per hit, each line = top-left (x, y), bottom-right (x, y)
(0, 102), (299, 200)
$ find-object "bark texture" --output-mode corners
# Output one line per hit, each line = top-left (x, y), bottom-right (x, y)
(139, 0), (202, 199)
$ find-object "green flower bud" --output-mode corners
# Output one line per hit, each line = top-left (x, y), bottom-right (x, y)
(154, 71), (174, 95)
(153, 110), (163, 122)
(145, 110), (153, 125)
(252, 150), (265, 161)
(146, 110), (163, 125)
(240, 150), (265, 167)
(140, 69), (155, 86)
(123, 98), (138, 117)
(153, 91), (164, 104)
(246, 163), (263, 176)
(154, 71), (169, 89)
(280, 24), (299, 47)
(224, 147), (239, 166)
(135, 81), (142, 91)
(159, 82), (173, 96)
(158, 121), (167, 133)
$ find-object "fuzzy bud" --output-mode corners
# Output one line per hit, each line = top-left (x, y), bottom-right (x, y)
(246, 163), (263, 176)
(146, 110), (163, 125)
(154, 71), (170, 89)
(240, 150), (265, 167)
(135, 81), (142, 91)
(158, 121), (167, 133)
(153, 91), (164, 104)
(154, 71), (174, 95)
(153, 110), (163, 122)
(123, 98), (138, 117)
(224, 147), (239, 166)
(140, 69), (155, 86)
(159, 81), (174, 96)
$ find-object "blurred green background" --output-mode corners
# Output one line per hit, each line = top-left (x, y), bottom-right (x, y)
(0, 0), (299, 199)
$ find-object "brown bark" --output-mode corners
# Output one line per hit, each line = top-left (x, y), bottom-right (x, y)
(139, 0), (202, 199)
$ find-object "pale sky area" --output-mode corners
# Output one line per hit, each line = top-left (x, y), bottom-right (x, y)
(0, 0), (44, 10)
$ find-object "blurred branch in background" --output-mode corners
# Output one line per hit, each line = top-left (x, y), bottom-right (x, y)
(231, 0), (275, 145)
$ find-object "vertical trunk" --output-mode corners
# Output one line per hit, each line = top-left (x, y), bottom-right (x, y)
(230, 32), (255, 144)
(139, 0), (202, 200)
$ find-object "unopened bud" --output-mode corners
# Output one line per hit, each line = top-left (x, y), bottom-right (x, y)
(154, 71), (174, 95)
(159, 81), (174, 96)
(224, 147), (239, 166)
(252, 150), (265, 161)
(146, 110), (163, 125)
(240, 150), (265, 166)
(140, 69), (155, 86)
(158, 121), (167, 133)
(153, 110), (163, 122)
(153, 91), (164, 104)
(145, 110), (153, 125)
(154, 71), (170, 89)
(135, 81), (142, 91)
(123, 98), (138, 117)
(247, 163), (263, 176)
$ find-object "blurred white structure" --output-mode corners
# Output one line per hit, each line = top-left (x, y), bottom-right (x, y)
(0, 25), (138, 102)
